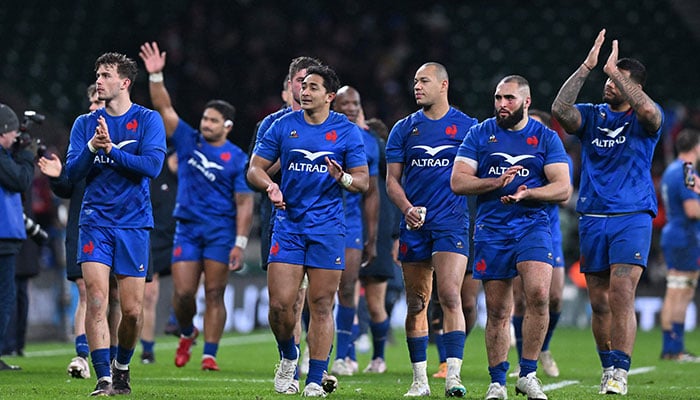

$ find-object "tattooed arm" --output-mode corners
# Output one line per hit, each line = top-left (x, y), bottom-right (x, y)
(603, 40), (663, 134)
(552, 29), (607, 134)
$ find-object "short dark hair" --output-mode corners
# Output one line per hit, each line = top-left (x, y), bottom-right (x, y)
(288, 56), (322, 80)
(675, 129), (700, 154)
(95, 52), (138, 89)
(205, 100), (236, 123)
(305, 65), (340, 94)
(617, 58), (647, 86)
(86, 84), (97, 98)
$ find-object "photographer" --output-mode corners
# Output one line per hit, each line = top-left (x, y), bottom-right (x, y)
(0, 103), (34, 371)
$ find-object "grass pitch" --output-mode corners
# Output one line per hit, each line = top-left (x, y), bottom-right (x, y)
(1, 327), (698, 399)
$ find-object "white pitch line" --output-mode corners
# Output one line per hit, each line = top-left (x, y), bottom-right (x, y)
(543, 380), (580, 391)
(23, 333), (272, 357)
(628, 366), (656, 375)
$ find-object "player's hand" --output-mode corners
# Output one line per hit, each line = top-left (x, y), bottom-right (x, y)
(228, 246), (244, 271)
(37, 153), (63, 178)
(501, 184), (530, 204)
(603, 39), (620, 77)
(91, 116), (112, 153)
(325, 156), (344, 181)
(404, 206), (426, 230)
(583, 28), (606, 71)
(139, 42), (167, 74)
(361, 240), (377, 268)
(266, 182), (286, 210)
(499, 165), (523, 187)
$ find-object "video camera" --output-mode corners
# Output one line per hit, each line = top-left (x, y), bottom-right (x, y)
(23, 213), (48, 246)
(14, 110), (46, 157)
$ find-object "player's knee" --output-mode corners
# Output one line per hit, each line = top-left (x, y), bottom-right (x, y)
(406, 292), (428, 315)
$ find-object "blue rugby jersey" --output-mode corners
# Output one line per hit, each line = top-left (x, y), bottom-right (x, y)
(66, 104), (166, 228)
(254, 110), (367, 234)
(660, 159), (700, 250)
(456, 117), (568, 240)
(386, 107), (478, 231)
(171, 119), (252, 222)
(574, 103), (663, 216)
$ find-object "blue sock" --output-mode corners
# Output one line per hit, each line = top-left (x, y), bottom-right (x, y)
(672, 322), (685, 353)
(434, 332), (446, 363)
(519, 357), (537, 377)
(598, 349), (614, 369)
(611, 349), (631, 371)
(294, 344), (300, 380)
(203, 342), (218, 358)
(443, 330), (466, 359)
(348, 323), (360, 360)
(141, 339), (154, 354)
(306, 359), (327, 386)
(167, 309), (178, 325)
(75, 334), (89, 358)
(110, 346), (118, 362)
(541, 311), (561, 351)
(662, 330), (675, 354)
(116, 345), (134, 366)
(180, 324), (195, 337)
(278, 337), (297, 360)
(488, 361), (509, 385)
(370, 318), (389, 360)
(91, 348), (111, 379)
(407, 336), (429, 363)
(335, 305), (355, 360)
(512, 315), (524, 361)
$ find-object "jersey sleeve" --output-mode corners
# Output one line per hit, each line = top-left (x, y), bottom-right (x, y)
(385, 120), (406, 164)
(253, 118), (282, 162)
(345, 125), (367, 169)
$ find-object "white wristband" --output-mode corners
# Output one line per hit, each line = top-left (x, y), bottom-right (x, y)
(340, 172), (353, 189)
(149, 72), (164, 83)
(235, 235), (248, 250)
(87, 140), (98, 153)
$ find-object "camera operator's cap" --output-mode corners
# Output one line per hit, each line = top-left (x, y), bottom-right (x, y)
(0, 103), (19, 134)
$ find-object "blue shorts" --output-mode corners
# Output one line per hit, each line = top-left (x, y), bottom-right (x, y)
(579, 213), (652, 273)
(172, 219), (235, 265)
(398, 228), (469, 263)
(662, 245), (700, 272)
(77, 226), (149, 277)
(268, 230), (345, 270)
(473, 227), (553, 280)
(345, 226), (363, 250)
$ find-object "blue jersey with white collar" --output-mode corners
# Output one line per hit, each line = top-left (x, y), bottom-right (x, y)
(574, 103), (663, 216)
(254, 110), (367, 234)
(66, 104), (166, 228)
(171, 119), (251, 223)
(456, 117), (568, 240)
(386, 107), (477, 231)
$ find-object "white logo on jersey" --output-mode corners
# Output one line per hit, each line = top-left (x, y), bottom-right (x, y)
(488, 152), (533, 177)
(413, 145), (454, 156)
(187, 150), (222, 182)
(592, 122), (629, 148)
(597, 122), (629, 138)
(193, 150), (224, 170)
(491, 152), (535, 165)
(410, 145), (454, 167)
(114, 140), (137, 149)
(291, 149), (334, 161)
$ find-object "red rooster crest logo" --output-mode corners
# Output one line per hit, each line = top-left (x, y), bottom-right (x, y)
(173, 246), (182, 257)
(476, 259), (487, 272)
(270, 242), (280, 256)
(445, 124), (457, 138)
(526, 136), (538, 147)
(325, 130), (338, 142)
(126, 119), (138, 132)
(220, 152), (231, 162)
(82, 241), (95, 255)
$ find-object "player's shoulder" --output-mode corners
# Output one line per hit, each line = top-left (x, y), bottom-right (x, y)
(448, 106), (478, 125)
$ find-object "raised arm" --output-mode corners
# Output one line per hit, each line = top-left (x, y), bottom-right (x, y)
(139, 41), (180, 137)
(551, 28), (606, 133)
(602, 40), (663, 133)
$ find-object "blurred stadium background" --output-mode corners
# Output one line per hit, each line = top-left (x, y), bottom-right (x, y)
(1, 0), (699, 341)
